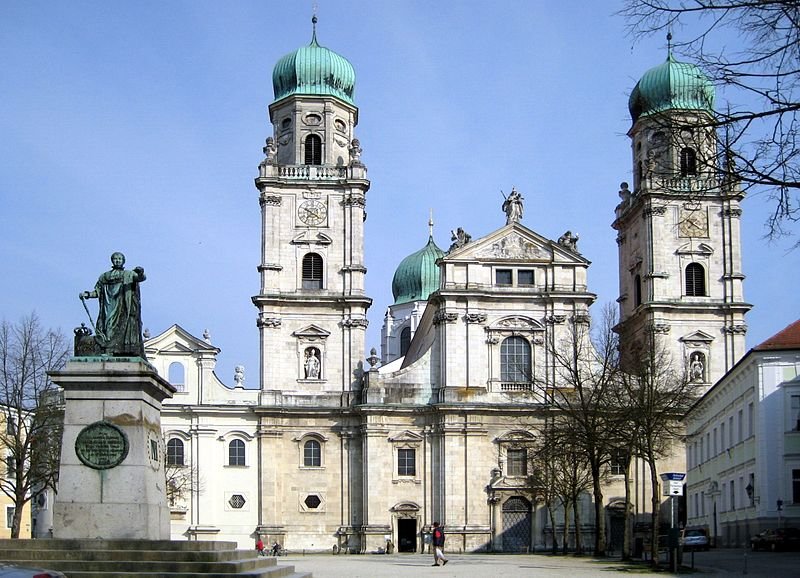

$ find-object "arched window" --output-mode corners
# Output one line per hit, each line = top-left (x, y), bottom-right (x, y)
(685, 263), (706, 296)
(303, 440), (321, 467)
(228, 439), (246, 466)
(168, 362), (185, 391)
(304, 134), (322, 165)
(302, 253), (323, 289)
(166, 438), (184, 466)
(400, 327), (411, 356)
(501, 336), (531, 383)
(680, 147), (697, 177)
(634, 274), (642, 307)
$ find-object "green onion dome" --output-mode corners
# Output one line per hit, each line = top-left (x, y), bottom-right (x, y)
(272, 21), (356, 106)
(391, 236), (445, 305)
(629, 53), (714, 123)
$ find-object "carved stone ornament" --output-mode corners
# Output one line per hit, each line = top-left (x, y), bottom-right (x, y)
(342, 317), (369, 329)
(573, 313), (591, 325)
(343, 196), (366, 208)
(260, 195), (282, 207)
(724, 208), (743, 218)
(643, 206), (667, 217)
(257, 316), (282, 328)
(258, 263), (283, 272)
(651, 322), (671, 334)
(433, 311), (459, 325)
(496, 317), (538, 329)
(545, 314), (566, 325)
(464, 313), (487, 324)
(476, 233), (544, 260)
(723, 324), (748, 334)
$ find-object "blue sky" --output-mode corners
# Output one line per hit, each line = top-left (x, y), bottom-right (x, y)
(2, 1), (797, 386)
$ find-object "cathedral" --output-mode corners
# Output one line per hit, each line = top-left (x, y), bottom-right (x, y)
(145, 20), (750, 553)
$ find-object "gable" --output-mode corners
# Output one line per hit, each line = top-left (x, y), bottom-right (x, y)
(445, 223), (589, 264)
(144, 324), (220, 354)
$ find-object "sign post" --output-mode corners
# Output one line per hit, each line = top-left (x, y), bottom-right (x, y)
(661, 472), (686, 572)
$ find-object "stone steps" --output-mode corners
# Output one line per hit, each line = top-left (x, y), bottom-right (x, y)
(0, 539), (311, 578)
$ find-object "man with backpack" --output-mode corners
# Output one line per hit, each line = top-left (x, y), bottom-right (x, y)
(431, 522), (449, 566)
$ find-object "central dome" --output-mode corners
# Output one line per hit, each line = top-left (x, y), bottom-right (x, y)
(272, 25), (356, 106)
(629, 53), (714, 123)
(391, 236), (445, 305)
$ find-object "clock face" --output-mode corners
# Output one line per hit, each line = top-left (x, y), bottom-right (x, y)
(680, 208), (707, 237)
(298, 200), (326, 226)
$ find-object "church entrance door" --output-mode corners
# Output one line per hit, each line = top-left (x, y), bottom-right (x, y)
(397, 518), (417, 552)
(502, 496), (532, 552)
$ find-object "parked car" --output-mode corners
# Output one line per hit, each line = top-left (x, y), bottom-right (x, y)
(750, 527), (800, 551)
(680, 527), (710, 551)
(0, 565), (66, 578)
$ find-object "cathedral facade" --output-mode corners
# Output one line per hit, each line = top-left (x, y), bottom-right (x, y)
(147, 24), (748, 553)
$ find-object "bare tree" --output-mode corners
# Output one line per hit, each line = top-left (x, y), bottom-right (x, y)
(621, 0), (800, 244)
(0, 314), (68, 538)
(617, 332), (704, 566)
(543, 304), (622, 556)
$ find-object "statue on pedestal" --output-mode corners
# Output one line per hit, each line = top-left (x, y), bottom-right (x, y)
(79, 252), (146, 357)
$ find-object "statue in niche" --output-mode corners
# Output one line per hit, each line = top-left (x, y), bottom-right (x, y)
(234, 365), (245, 387)
(304, 348), (321, 379)
(448, 227), (472, 252)
(557, 230), (580, 253)
(79, 252), (146, 357)
(502, 187), (524, 224)
(690, 353), (705, 382)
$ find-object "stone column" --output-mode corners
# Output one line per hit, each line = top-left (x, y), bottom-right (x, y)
(50, 357), (174, 540)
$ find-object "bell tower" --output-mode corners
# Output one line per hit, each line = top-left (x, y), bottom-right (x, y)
(253, 17), (371, 400)
(613, 49), (751, 385)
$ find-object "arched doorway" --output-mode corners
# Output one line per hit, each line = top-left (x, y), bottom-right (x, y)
(502, 496), (532, 552)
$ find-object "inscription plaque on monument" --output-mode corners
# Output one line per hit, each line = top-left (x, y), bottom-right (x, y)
(75, 421), (129, 470)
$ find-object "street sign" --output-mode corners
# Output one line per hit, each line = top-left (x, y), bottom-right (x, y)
(661, 472), (686, 496)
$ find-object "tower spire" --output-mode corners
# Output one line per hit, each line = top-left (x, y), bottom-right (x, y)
(428, 209), (434, 238)
(311, 4), (318, 43)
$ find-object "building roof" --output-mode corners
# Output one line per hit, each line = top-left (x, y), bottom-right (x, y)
(628, 53), (715, 123)
(754, 319), (800, 351)
(391, 236), (445, 305)
(272, 19), (356, 106)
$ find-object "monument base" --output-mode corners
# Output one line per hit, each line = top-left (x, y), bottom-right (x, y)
(50, 357), (175, 540)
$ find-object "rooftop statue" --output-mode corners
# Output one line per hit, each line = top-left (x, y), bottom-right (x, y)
(502, 187), (524, 224)
(79, 252), (146, 357)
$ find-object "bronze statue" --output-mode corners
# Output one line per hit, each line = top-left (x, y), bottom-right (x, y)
(80, 252), (146, 357)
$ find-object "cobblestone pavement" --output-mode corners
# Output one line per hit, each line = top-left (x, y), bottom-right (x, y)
(283, 549), (800, 577)
(284, 553), (666, 577)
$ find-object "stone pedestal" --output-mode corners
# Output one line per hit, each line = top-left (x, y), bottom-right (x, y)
(50, 357), (175, 540)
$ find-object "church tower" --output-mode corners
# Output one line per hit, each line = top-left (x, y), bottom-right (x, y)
(253, 17), (371, 400)
(613, 48), (751, 385)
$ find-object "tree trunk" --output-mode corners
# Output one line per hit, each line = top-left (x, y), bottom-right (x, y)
(591, 460), (606, 556)
(562, 500), (571, 554)
(573, 496), (583, 554)
(547, 503), (559, 554)
(647, 456), (661, 568)
(622, 465), (632, 560)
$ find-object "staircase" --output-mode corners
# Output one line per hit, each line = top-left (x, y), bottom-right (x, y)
(0, 539), (312, 578)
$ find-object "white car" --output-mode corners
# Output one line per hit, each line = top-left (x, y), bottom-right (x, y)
(0, 564), (66, 578)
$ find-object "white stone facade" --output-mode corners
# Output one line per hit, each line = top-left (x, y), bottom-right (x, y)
(684, 330), (800, 547)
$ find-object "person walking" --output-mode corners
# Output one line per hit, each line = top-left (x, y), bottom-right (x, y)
(431, 522), (448, 566)
(255, 537), (265, 556)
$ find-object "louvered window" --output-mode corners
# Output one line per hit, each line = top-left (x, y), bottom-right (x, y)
(304, 134), (322, 165)
(680, 147), (697, 176)
(302, 253), (323, 289)
(685, 263), (706, 296)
